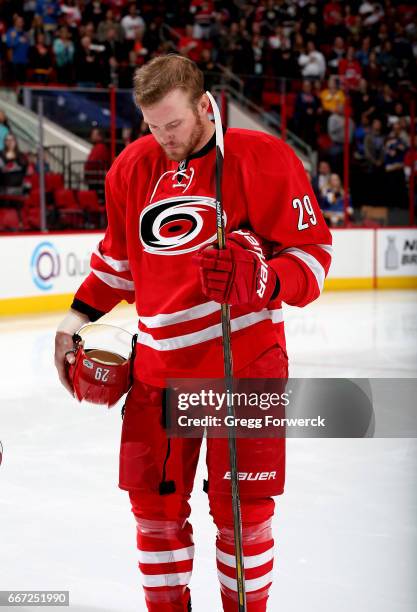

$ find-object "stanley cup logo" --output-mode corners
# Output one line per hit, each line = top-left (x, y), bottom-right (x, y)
(385, 236), (399, 270)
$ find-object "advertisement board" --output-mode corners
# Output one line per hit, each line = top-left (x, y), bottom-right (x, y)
(0, 228), (416, 314)
(377, 229), (417, 279)
(0, 233), (103, 313)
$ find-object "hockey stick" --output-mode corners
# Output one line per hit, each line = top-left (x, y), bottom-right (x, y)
(206, 91), (247, 611)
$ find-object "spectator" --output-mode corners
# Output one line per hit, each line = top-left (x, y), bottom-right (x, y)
(364, 118), (385, 169)
(0, 134), (28, 195)
(338, 45), (362, 90)
(273, 43), (299, 80)
(103, 26), (128, 86)
(324, 1), (348, 41)
(28, 31), (53, 82)
(350, 78), (376, 124)
(298, 40), (326, 79)
(5, 15), (30, 83)
(392, 23), (414, 64)
(120, 126), (134, 151)
(375, 84), (395, 120)
(23, 0), (37, 26)
(395, 117), (410, 148)
(312, 160), (332, 205)
(324, 0), (344, 29)
(121, 3), (145, 42)
(299, 0), (323, 33)
(268, 25), (289, 52)
(378, 40), (398, 83)
(375, 21), (390, 50)
(60, 0), (82, 31)
(129, 28), (149, 70)
(320, 75), (346, 115)
(178, 24), (203, 63)
(84, 128), (111, 195)
(360, 1), (385, 29)
(327, 36), (345, 74)
(0, 111), (10, 152)
(387, 102), (408, 129)
(322, 173), (352, 226)
(106, 0), (127, 20)
(356, 36), (372, 68)
(327, 103), (355, 172)
(53, 26), (75, 84)
(28, 14), (50, 46)
(295, 80), (320, 146)
(384, 122), (408, 207)
(363, 50), (381, 87)
(83, 0), (106, 29)
(304, 21), (319, 48)
(75, 35), (101, 87)
(35, 0), (60, 34)
(24, 151), (50, 186)
(347, 13), (363, 39)
(363, 118), (385, 203)
(191, 0), (215, 41)
(353, 112), (371, 160)
(142, 21), (163, 57)
(97, 9), (124, 43)
(243, 33), (265, 104)
(197, 48), (218, 92)
(344, 5), (357, 33)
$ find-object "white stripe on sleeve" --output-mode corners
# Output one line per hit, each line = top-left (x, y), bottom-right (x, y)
(92, 269), (135, 291)
(281, 248), (326, 292)
(94, 247), (130, 272)
(318, 243), (333, 256)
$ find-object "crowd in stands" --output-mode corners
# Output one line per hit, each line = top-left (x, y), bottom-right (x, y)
(0, 108), (110, 230)
(0, 0), (416, 229)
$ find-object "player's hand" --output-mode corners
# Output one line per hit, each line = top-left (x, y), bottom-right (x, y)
(54, 331), (76, 396)
(193, 230), (279, 310)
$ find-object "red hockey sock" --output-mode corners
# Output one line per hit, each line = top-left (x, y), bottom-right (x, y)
(211, 497), (275, 612)
(129, 491), (194, 612)
(135, 516), (194, 611)
(143, 586), (191, 611)
(216, 523), (274, 612)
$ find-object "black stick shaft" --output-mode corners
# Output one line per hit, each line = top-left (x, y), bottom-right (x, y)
(207, 91), (247, 611)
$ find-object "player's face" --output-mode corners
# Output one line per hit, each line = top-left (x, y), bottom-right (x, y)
(141, 89), (212, 161)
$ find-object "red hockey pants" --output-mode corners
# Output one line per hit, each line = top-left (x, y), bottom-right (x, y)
(119, 345), (287, 611)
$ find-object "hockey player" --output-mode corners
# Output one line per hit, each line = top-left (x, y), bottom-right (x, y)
(55, 54), (332, 611)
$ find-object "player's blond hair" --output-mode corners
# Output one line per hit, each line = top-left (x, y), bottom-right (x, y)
(133, 55), (205, 108)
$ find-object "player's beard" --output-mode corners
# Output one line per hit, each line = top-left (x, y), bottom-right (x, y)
(162, 114), (205, 162)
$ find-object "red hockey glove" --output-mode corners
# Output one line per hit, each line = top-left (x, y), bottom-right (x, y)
(193, 230), (280, 310)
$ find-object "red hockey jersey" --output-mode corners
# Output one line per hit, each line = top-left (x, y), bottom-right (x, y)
(73, 128), (332, 387)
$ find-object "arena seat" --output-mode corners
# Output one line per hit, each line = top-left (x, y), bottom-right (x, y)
(0, 208), (20, 231)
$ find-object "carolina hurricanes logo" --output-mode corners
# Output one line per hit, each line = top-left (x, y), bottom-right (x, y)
(140, 196), (226, 255)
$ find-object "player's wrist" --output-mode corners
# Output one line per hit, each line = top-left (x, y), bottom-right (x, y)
(56, 309), (90, 335)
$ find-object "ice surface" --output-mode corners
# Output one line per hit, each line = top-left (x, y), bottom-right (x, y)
(0, 291), (416, 611)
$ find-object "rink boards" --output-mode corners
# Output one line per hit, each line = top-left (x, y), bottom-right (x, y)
(0, 228), (416, 315)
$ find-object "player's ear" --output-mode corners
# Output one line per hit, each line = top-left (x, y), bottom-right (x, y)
(198, 93), (210, 115)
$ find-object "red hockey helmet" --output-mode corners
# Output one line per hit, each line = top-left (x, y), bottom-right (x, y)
(68, 324), (137, 408)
